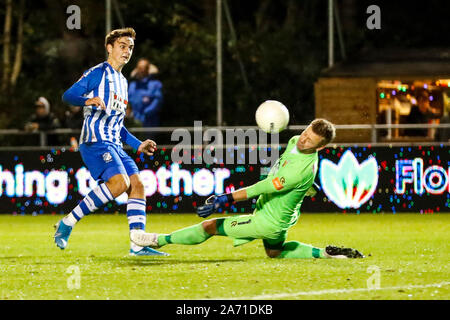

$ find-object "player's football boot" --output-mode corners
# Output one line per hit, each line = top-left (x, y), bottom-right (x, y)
(324, 245), (365, 259)
(54, 220), (73, 250)
(130, 232), (160, 248)
(129, 246), (169, 256)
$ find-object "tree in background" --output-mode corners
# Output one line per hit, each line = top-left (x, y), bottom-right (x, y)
(1, 0), (24, 93)
(0, 0), (448, 131)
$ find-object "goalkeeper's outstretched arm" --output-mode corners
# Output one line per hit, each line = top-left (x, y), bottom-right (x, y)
(197, 175), (298, 218)
(225, 178), (286, 203)
(239, 174), (297, 199)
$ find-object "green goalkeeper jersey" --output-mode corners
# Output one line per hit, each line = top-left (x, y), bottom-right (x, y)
(246, 135), (318, 230)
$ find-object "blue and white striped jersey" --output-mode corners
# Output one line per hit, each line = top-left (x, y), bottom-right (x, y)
(65, 62), (129, 146)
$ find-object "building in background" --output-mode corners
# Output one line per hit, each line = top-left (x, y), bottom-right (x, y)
(315, 48), (450, 143)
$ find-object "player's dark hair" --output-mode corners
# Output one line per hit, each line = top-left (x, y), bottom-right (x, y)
(105, 27), (136, 47)
(310, 118), (336, 147)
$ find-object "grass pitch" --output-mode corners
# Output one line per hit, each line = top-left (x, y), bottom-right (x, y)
(0, 213), (448, 300)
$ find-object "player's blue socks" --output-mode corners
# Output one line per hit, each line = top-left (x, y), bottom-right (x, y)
(63, 183), (114, 226)
(127, 198), (169, 256)
(127, 198), (146, 230)
(127, 198), (148, 251)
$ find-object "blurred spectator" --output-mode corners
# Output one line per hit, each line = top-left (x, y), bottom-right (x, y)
(128, 58), (163, 129)
(148, 63), (159, 75)
(404, 91), (440, 137)
(63, 105), (84, 129)
(124, 104), (142, 128)
(24, 97), (61, 145)
(435, 103), (450, 142)
(24, 97), (60, 132)
(63, 105), (84, 149)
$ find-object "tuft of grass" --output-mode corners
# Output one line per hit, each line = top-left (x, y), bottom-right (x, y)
(0, 213), (448, 300)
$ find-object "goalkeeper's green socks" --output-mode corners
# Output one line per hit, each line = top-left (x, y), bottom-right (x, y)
(278, 241), (326, 259)
(157, 223), (212, 247)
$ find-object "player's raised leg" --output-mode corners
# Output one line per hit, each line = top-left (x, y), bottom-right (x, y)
(130, 218), (218, 248)
(54, 173), (128, 249)
(131, 215), (259, 248)
(126, 173), (168, 256)
(263, 239), (364, 259)
(263, 238), (327, 259)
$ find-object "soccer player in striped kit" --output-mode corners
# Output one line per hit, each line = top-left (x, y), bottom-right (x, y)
(54, 28), (167, 256)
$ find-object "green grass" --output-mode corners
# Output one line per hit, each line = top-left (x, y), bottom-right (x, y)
(0, 213), (448, 300)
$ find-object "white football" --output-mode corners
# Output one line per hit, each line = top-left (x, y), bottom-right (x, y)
(255, 100), (290, 133)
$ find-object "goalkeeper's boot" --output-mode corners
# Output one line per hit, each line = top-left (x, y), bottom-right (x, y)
(324, 245), (365, 259)
(54, 220), (72, 250)
(129, 246), (169, 256)
(130, 232), (161, 248)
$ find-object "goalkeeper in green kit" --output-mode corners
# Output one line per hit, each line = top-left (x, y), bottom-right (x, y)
(131, 119), (364, 259)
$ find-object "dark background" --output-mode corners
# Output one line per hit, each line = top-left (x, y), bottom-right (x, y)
(0, 0), (449, 129)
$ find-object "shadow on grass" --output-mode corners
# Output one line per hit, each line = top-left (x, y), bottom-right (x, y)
(100, 256), (248, 266)
(0, 253), (249, 265)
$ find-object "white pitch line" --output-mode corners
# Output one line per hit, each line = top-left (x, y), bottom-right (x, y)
(210, 281), (450, 300)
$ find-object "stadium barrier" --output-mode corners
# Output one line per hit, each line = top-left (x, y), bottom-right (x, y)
(0, 140), (448, 214)
(1, 123), (450, 148)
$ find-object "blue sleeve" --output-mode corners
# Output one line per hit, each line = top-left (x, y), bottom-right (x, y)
(143, 81), (163, 115)
(62, 66), (103, 107)
(120, 126), (142, 150)
(62, 84), (89, 106)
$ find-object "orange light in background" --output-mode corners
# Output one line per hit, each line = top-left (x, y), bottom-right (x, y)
(436, 79), (450, 87)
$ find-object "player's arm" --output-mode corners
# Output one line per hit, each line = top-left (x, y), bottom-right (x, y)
(120, 126), (157, 155)
(197, 174), (299, 218)
(244, 174), (298, 198)
(62, 68), (105, 109)
(216, 176), (287, 203)
(62, 81), (89, 107)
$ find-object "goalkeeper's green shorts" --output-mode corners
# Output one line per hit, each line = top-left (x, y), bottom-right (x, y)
(218, 212), (287, 248)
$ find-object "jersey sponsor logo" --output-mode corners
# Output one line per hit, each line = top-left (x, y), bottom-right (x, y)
(109, 92), (127, 113)
(102, 152), (113, 163)
(272, 177), (284, 190)
(231, 219), (251, 227)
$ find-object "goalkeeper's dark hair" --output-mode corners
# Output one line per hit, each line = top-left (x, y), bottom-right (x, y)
(105, 27), (136, 47)
(310, 118), (336, 147)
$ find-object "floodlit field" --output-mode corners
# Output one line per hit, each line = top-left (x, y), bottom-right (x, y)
(0, 213), (448, 300)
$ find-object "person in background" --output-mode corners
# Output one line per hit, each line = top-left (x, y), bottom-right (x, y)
(24, 97), (61, 132)
(124, 104), (143, 128)
(63, 105), (84, 148)
(24, 97), (61, 145)
(405, 90), (440, 137)
(63, 105), (84, 129)
(128, 58), (163, 129)
(435, 99), (450, 142)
